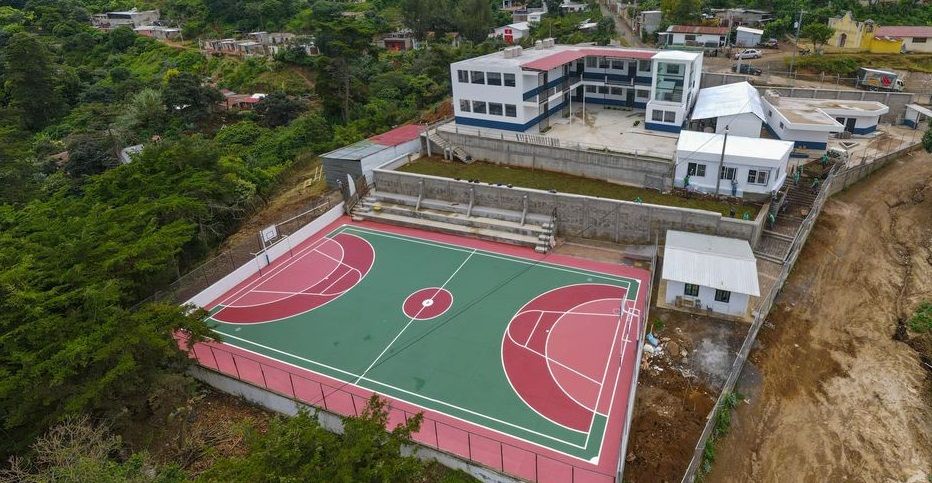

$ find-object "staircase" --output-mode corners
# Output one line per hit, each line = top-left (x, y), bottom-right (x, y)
(427, 131), (473, 163)
(753, 174), (821, 263)
(351, 191), (556, 253)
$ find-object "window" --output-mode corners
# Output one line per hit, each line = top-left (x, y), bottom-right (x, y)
(586, 57), (597, 68)
(665, 63), (682, 75)
(684, 284), (700, 297)
(663, 111), (676, 123)
(505, 104), (517, 117)
(685, 34), (696, 41)
(487, 72), (502, 86)
(914, 37), (927, 43)
(610, 87), (624, 96)
(459, 99), (471, 112)
(585, 85), (597, 93)
(638, 60), (651, 72)
(599, 57), (609, 69)
(471, 71), (485, 84)
(504, 73), (516, 86)
(597, 85), (609, 94)
(472, 100), (487, 114)
(747, 169), (769, 185)
(714, 289), (731, 303)
(611, 59), (626, 70)
(651, 110), (664, 122)
(768, 109), (772, 118)
(636, 89), (649, 99)
(779, 121), (785, 130)
(655, 61), (685, 103)
(457, 70), (469, 83)
(687, 162), (706, 177)
(489, 102), (503, 116)
(719, 166), (736, 180)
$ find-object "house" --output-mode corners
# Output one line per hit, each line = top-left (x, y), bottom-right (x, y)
(675, 130), (791, 199)
(735, 26), (763, 47)
(91, 9), (160, 30)
(659, 25), (730, 48)
(133, 25), (181, 41)
(449, 41), (702, 134)
(661, 230), (761, 320)
(874, 26), (932, 53)
(119, 144), (144, 164)
(827, 12), (904, 53)
(220, 90), (267, 110)
(321, 124), (426, 187)
(762, 91), (889, 149)
(491, 22), (531, 44)
(712, 8), (773, 27)
(201, 33), (317, 58)
(689, 82), (765, 138)
(376, 30), (420, 51)
(513, 9), (545, 24)
(561, 0), (588, 13)
(636, 10), (662, 37)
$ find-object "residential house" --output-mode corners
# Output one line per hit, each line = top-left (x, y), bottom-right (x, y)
(513, 8), (546, 24)
(220, 90), (267, 110)
(661, 230), (761, 320)
(561, 0), (588, 13)
(133, 25), (181, 41)
(491, 22), (531, 44)
(712, 8), (773, 27)
(91, 9), (160, 30)
(735, 26), (763, 47)
(636, 10), (662, 37)
(449, 41), (703, 134)
(375, 30), (421, 51)
(659, 25), (730, 48)
(874, 26), (932, 53)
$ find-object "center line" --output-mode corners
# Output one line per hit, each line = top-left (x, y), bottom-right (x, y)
(354, 249), (476, 384)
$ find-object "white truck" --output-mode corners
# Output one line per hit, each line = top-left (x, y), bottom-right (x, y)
(856, 68), (905, 92)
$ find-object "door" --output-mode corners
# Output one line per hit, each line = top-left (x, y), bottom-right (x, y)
(626, 88), (635, 106)
(845, 117), (856, 132)
(628, 61), (637, 79)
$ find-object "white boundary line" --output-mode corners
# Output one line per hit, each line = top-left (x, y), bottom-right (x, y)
(353, 249), (476, 385)
(581, 298), (627, 453)
(401, 287), (455, 321)
(505, 330), (602, 385)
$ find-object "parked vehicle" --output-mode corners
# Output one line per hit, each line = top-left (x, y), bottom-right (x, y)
(731, 63), (762, 75)
(797, 47), (811, 56)
(734, 48), (762, 59)
(855, 67), (905, 92)
(762, 38), (779, 48)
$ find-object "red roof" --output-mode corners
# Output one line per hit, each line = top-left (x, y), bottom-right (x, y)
(521, 48), (656, 71)
(370, 124), (426, 147)
(669, 25), (730, 35)
(873, 26), (932, 38)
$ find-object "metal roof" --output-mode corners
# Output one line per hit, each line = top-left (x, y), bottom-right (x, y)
(907, 104), (932, 118)
(676, 130), (794, 166)
(369, 124), (425, 147)
(691, 82), (766, 122)
(873, 26), (932, 38)
(668, 25), (730, 35)
(661, 230), (760, 296)
(736, 26), (764, 35)
(321, 139), (385, 161)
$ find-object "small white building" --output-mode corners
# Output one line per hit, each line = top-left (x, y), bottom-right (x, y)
(661, 230), (761, 319)
(91, 9), (160, 29)
(675, 130), (792, 199)
(134, 25), (181, 41)
(491, 22), (531, 44)
(690, 81), (765, 138)
(637, 10), (662, 37)
(561, 0), (588, 13)
(735, 26), (763, 47)
(660, 25), (730, 48)
(762, 91), (889, 149)
(321, 124), (425, 187)
(904, 104), (932, 129)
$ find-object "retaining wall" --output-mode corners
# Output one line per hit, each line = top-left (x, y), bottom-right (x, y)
(434, 130), (674, 191)
(373, 168), (766, 247)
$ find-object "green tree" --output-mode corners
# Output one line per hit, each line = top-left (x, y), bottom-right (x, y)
(115, 88), (168, 136)
(922, 122), (932, 153)
(162, 72), (222, 123)
(661, 0), (700, 25)
(455, 0), (494, 43)
(254, 92), (303, 127)
(544, 0), (563, 17)
(801, 23), (834, 52)
(3, 32), (62, 130)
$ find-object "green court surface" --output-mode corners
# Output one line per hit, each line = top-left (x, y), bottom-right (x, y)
(206, 223), (644, 462)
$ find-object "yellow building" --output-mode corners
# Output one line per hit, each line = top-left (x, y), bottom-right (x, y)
(826, 11), (904, 53)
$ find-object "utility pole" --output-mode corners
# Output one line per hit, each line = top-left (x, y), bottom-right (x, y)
(789, 10), (806, 84)
(714, 127), (729, 196)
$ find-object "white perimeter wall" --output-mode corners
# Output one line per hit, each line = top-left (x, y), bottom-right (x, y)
(185, 202), (346, 308)
(663, 280), (751, 317)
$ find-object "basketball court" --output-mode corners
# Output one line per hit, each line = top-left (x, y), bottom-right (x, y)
(194, 218), (649, 478)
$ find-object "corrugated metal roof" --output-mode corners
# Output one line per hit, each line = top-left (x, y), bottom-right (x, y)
(661, 230), (760, 296)
(370, 124), (425, 147)
(321, 139), (386, 161)
(691, 82), (766, 122)
(873, 26), (932, 38)
(668, 25), (730, 35)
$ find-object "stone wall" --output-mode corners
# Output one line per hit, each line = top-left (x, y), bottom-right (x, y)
(434, 130), (675, 191)
(373, 168), (766, 247)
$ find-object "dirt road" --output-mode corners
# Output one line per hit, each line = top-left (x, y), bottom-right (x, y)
(707, 151), (932, 482)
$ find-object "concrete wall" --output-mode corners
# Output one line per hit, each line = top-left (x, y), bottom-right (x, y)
(716, 112), (762, 137)
(663, 280), (751, 317)
(435, 129), (675, 190)
(373, 168), (766, 246)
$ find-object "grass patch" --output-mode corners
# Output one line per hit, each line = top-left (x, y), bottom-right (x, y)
(697, 392), (745, 481)
(398, 157), (761, 218)
(791, 53), (932, 75)
(908, 301), (932, 333)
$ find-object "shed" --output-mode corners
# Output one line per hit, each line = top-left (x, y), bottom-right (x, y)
(661, 230), (760, 319)
(321, 124), (426, 188)
(690, 81), (765, 138)
(904, 104), (932, 129)
(735, 26), (764, 47)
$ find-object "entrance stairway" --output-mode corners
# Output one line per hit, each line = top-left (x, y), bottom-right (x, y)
(351, 191), (556, 253)
(427, 131), (473, 163)
(754, 173), (822, 264)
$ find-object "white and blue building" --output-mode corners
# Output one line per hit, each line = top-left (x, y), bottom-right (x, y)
(449, 42), (703, 134)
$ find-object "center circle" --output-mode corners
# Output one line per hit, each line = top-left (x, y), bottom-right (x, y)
(403, 287), (453, 320)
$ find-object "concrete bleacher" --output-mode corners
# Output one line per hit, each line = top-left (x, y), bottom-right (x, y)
(351, 191), (556, 253)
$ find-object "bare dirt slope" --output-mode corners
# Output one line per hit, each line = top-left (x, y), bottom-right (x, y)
(708, 151), (932, 483)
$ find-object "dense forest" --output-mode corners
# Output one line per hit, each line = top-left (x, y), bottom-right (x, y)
(0, 0), (611, 479)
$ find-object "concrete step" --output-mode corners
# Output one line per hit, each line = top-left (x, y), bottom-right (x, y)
(755, 252), (786, 265)
(360, 202), (552, 238)
(354, 210), (547, 249)
(368, 191), (552, 226)
(762, 230), (795, 242)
